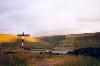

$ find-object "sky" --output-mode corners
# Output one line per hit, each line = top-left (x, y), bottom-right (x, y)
(0, 0), (100, 36)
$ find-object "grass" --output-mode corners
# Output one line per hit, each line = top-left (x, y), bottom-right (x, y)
(0, 51), (100, 66)
(0, 51), (31, 66)
(30, 54), (100, 66)
(55, 56), (100, 66)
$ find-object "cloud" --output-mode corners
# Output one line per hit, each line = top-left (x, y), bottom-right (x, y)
(0, 0), (100, 36)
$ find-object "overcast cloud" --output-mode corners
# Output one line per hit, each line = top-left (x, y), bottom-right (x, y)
(0, 0), (100, 36)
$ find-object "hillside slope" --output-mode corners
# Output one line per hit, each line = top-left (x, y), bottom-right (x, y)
(66, 32), (100, 49)
(40, 32), (100, 50)
(0, 34), (40, 43)
(0, 34), (18, 43)
(0, 34), (53, 50)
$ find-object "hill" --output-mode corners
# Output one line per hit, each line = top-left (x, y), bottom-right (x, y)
(39, 32), (100, 50)
(0, 34), (40, 43)
(66, 32), (100, 49)
(0, 34), (41, 49)
(0, 34), (18, 43)
(0, 32), (100, 50)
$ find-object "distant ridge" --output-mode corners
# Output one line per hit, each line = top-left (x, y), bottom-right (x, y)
(0, 32), (100, 50)
(66, 32), (100, 49)
(67, 32), (100, 37)
(40, 32), (100, 50)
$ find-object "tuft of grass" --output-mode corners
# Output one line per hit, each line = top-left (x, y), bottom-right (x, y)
(0, 52), (31, 66)
(55, 55), (100, 66)
(0, 51), (100, 66)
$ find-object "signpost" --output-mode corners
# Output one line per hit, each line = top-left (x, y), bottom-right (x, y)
(17, 32), (30, 47)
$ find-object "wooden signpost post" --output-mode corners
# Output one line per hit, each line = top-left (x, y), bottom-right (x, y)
(17, 32), (30, 48)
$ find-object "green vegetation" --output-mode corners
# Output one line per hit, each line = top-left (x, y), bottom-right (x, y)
(1, 43), (21, 48)
(39, 35), (66, 47)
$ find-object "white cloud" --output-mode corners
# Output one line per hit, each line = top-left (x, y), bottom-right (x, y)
(0, 0), (100, 36)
